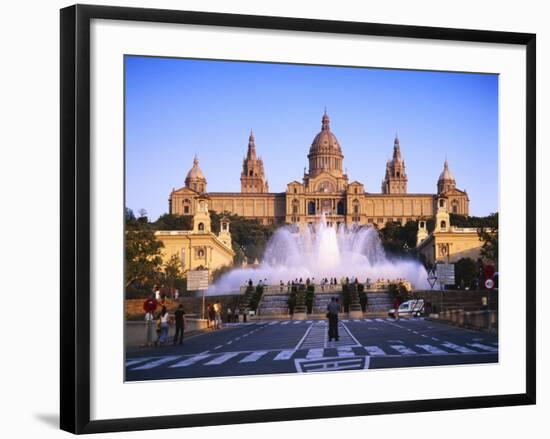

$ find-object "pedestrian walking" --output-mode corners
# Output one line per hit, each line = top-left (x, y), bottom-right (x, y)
(226, 307), (232, 323)
(327, 297), (340, 342)
(173, 304), (185, 345)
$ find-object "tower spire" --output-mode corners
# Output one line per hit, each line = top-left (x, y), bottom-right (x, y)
(321, 108), (330, 131)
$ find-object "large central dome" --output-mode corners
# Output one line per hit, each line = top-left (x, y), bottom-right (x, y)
(307, 110), (344, 178)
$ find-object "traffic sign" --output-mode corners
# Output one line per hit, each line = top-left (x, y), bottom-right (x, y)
(427, 269), (437, 289)
(187, 269), (209, 291)
(484, 278), (495, 290)
(436, 263), (455, 286)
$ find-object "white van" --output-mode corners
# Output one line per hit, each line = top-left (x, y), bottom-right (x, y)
(388, 299), (425, 318)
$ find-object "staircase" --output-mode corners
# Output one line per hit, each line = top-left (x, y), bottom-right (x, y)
(366, 291), (392, 315)
(313, 292), (341, 314)
(258, 294), (290, 316)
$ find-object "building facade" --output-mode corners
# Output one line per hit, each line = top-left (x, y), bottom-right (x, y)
(416, 200), (483, 265)
(155, 196), (235, 276)
(169, 111), (469, 227)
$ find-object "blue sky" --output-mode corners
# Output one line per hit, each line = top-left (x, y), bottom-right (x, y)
(125, 56), (498, 220)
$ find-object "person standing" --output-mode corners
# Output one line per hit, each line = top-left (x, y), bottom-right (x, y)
(226, 306), (232, 323)
(214, 300), (222, 329)
(327, 297), (340, 342)
(158, 306), (170, 345)
(142, 295), (157, 347)
(208, 303), (216, 329)
(173, 304), (185, 345)
(393, 297), (401, 320)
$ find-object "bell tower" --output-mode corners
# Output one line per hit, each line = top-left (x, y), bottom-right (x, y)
(381, 134), (408, 194)
(240, 130), (269, 193)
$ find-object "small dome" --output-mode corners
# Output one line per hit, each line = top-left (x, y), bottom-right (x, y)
(186, 156), (206, 181)
(438, 159), (455, 181)
(309, 111), (342, 155)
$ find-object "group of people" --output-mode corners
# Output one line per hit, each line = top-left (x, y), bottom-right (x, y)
(142, 294), (186, 347)
(206, 301), (224, 329)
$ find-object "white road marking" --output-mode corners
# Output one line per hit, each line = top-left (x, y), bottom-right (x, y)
(126, 358), (155, 367)
(375, 318), (385, 322)
(431, 337), (440, 341)
(281, 321), (291, 325)
(390, 345), (417, 355)
(421, 334), (429, 338)
(131, 355), (180, 370)
(416, 344), (447, 354)
(306, 348), (324, 359)
(364, 319), (372, 322)
(441, 342), (475, 353)
(204, 352), (240, 365)
(364, 346), (386, 356)
(268, 321), (278, 325)
(226, 341), (233, 345)
(239, 351), (269, 363)
(337, 347), (355, 357)
(468, 343), (498, 352)
(169, 354), (210, 368)
(213, 345), (223, 350)
(306, 320), (313, 324)
(294, 321), (302, 324)
(274, 350), (295, 360)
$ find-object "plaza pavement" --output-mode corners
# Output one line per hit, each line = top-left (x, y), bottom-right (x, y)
(125, 317), (498, 381)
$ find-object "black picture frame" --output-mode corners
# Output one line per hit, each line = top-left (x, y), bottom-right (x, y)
(60, 4), (536, 434)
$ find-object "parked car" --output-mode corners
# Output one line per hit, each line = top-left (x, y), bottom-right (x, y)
(388, 299), (425, 318)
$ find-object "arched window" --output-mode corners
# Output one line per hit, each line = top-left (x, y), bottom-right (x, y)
(307, 201), (316, 215)
(292, 199), (299, 214)
(353, 200), (359, 214)
(249, 170), (253, 176)
(337, 200), (345, 215)
(439, 199), (445, 208)
(440, 220), (447, 230)
(183, 199), (190, 214)
(452, 200), (459, 214)
(198, 222), (205, 231)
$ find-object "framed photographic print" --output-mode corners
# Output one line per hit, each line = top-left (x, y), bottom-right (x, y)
(60, 4), (536, 434)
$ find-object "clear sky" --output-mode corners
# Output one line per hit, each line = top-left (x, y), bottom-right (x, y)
(125, 56), (498, 220)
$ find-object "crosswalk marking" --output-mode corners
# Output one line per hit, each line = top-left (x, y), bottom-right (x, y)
(306, 348), (324, 359)
(337, 347), (355, 357)
(281, 321), (291, 325)
(268, 321), (279, 326)
(416, 344), (447, 354)
(364, 346), (386, 356)
(293, 321), (302, 324)
(169, 354), (210, 368)
(468, 343), (498, 352)
(204, 352), (239, 365)
(126, 358), (155, 367)
(131, 356), (180, 370)
(441, 341), (475, 353)
(274, 350), (295, 360)
(239, 351), (268, 363)
(364, 319), (372, 322)
(390, 345), (417, 355)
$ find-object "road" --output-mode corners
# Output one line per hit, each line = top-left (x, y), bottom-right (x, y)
(125, 317), (498, 381)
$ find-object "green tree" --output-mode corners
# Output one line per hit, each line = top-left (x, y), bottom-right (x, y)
(479, 228), (498, 268)
(209, 211), (277, 263)
(379, 220), (418, 256)
(163, 254), (184, 295)
(454, 257), (477, 289)
(153, 213), (193, 231)
(125, 208), (164, 289)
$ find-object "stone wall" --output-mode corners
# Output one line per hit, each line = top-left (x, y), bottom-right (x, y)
(409, 289), (498, 313)
(126, 294), (243, 320)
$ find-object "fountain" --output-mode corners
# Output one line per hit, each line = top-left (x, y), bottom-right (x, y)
(208, 213), (429, 294)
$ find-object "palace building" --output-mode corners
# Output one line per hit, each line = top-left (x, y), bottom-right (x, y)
(169, 111), (469, 227)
